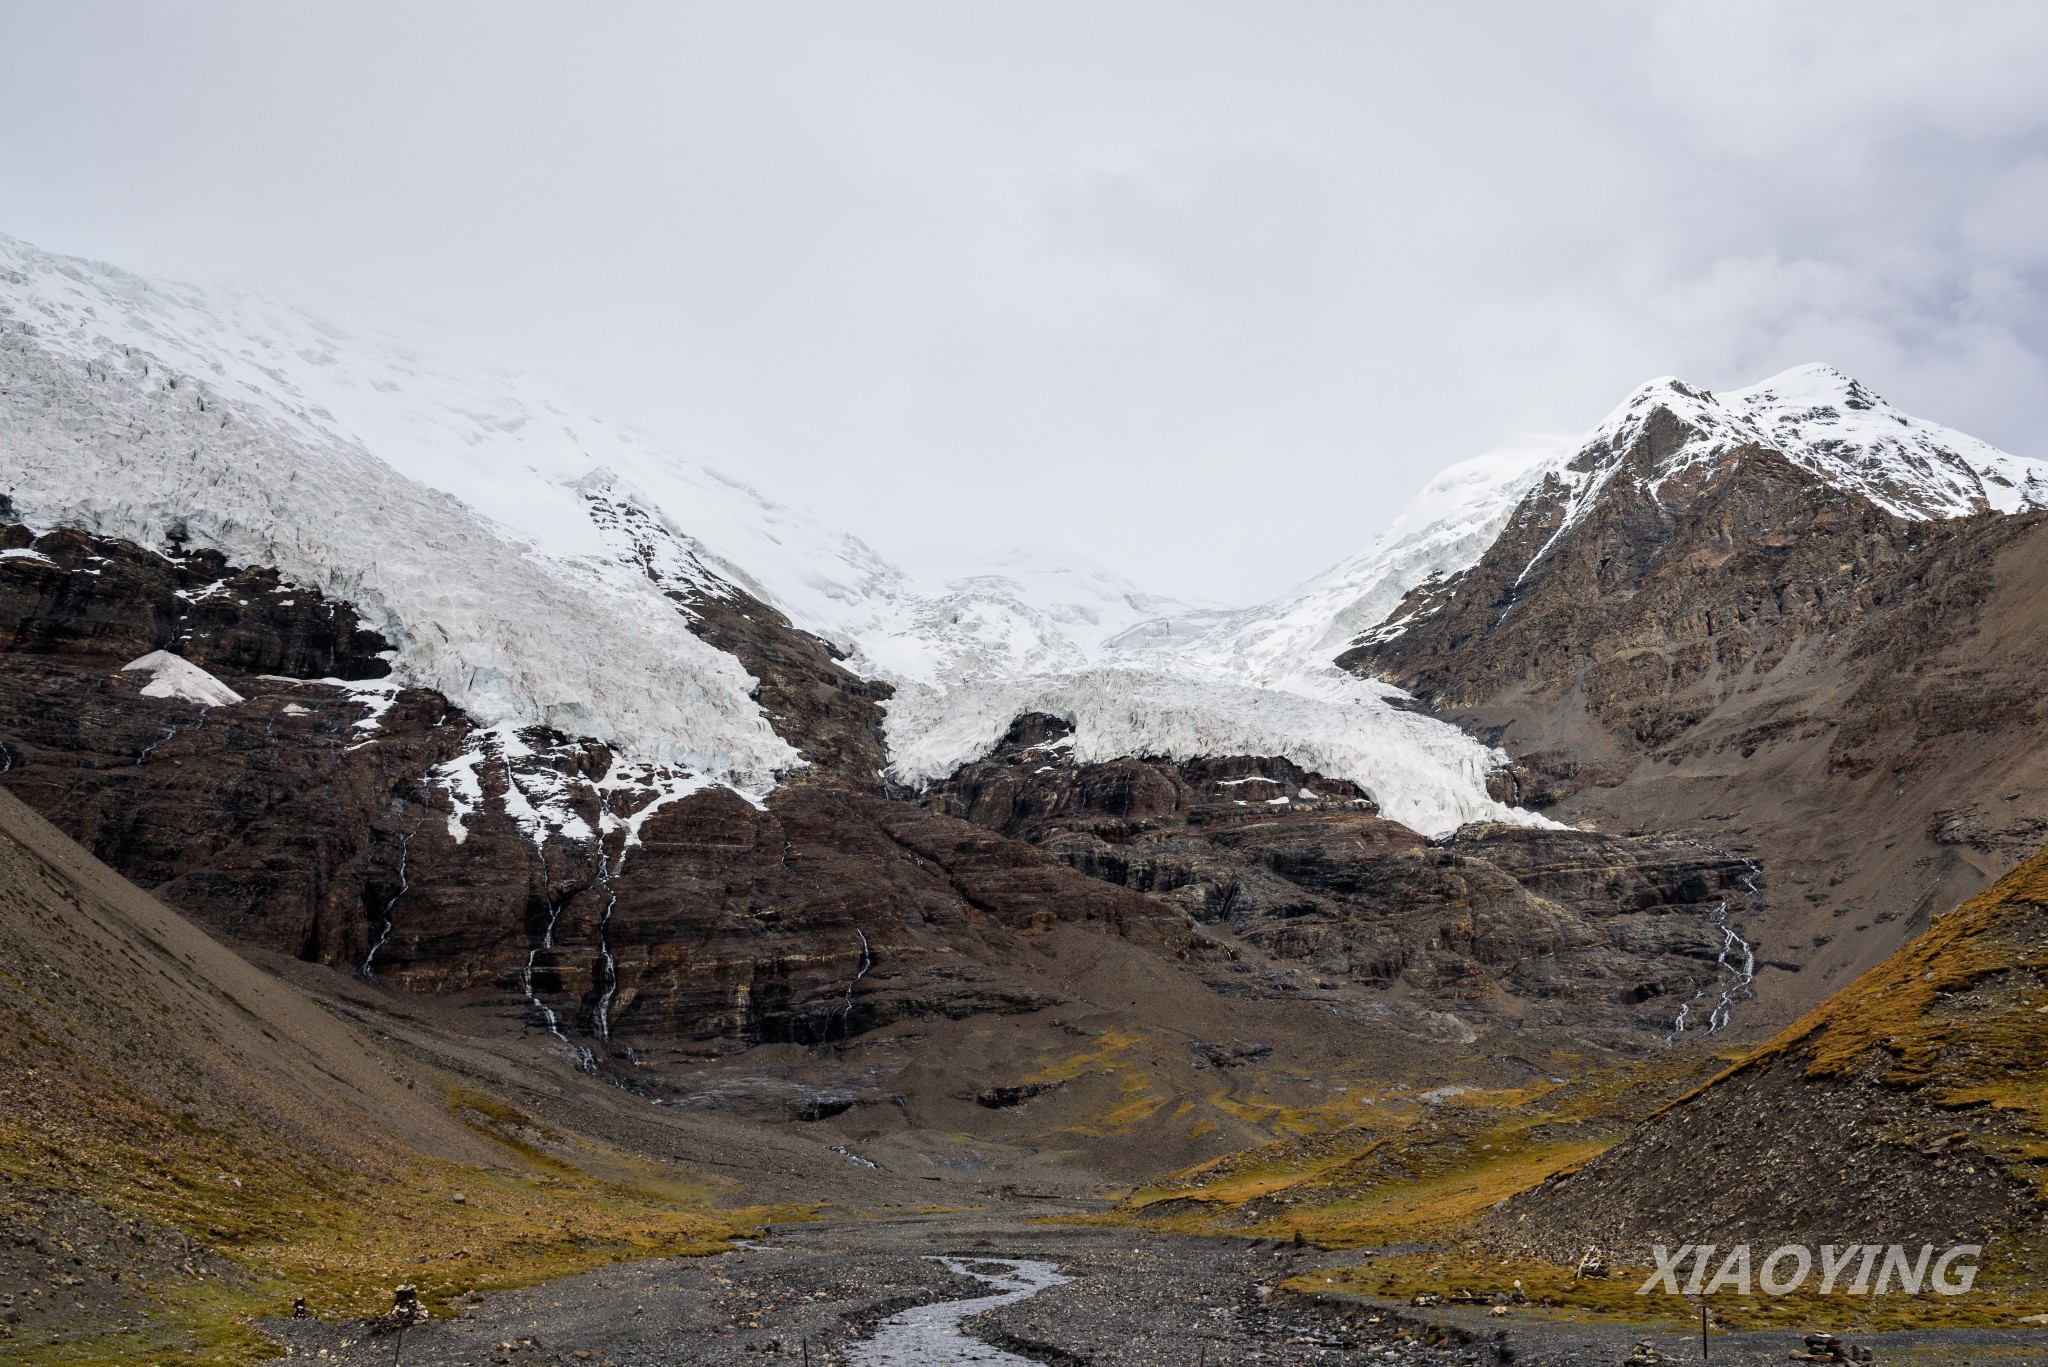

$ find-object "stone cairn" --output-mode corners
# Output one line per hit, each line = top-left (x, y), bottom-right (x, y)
(370, 1283), (430, 1337)
(1789, 1333), (1875, 1363)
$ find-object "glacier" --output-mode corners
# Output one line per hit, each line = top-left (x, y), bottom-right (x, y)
(8, 232), (2037, 836)
(0, 232), (1548, 834)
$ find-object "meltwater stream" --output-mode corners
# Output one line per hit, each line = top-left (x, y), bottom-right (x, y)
(849, 1257), (1068, 1367)
(1669, 855), (1761, 1041)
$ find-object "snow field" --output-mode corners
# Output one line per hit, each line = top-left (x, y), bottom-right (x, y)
(10, 235), (2037, 841)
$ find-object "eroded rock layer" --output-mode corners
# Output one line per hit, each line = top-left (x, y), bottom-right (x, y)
(0, 522), (1769, 1069)
(923, 714), (1761, 1049)
(0, 523), (1181, 1059)
(1342, 399), (2048, 1029)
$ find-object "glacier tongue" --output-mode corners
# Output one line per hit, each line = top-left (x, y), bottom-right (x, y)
(1, 235), (800, 793)
(873, 442), (1585, 834)
(883, 664), (1529, 837)
(1134, 438), (1574, 687)
(0, 230), (1549, 836)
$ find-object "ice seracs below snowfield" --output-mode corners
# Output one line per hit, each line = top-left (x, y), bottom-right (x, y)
(1130, 436), (1575, 686)
(0, 231), (1537, 835)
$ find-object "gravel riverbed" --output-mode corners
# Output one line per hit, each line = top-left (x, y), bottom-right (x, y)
(260, 1211), (2048, 1366)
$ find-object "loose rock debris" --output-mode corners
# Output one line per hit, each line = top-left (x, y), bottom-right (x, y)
(255, 1213), (2048, 1366)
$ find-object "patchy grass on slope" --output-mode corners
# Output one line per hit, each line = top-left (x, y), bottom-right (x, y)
(1083, 1059), (1723, 1248)
(0, 1023), (776, 1365)
(1688, 847), (2048, 1202)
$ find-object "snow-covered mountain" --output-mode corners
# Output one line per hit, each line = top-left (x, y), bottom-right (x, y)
(7, 233), (2039, 836)
(0, 233), (1528, 834)
(1128, 437), (1573, 684)
(1513, 367), (2048, 580)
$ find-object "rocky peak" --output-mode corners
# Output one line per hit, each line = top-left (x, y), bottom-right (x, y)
(1339, 365), (2048, 1027)
(1534, 365), (2046, 574)
(1345, 363), (2046, 712)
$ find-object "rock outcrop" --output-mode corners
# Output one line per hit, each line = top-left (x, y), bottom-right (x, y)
(1342, 391), (2048, 1029)
(0, 522), (391, 679)
(0, 523), (1183, 1061)
(923, 715), (1761, 1049)
(0, 520), (1778, 1070)
(580, 486), (895, 789)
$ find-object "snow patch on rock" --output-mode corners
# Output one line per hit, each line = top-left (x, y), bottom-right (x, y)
(121, 650), (245, 707)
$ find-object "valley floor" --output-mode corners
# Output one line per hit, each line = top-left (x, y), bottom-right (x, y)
(260, 1211), (2048, 1367)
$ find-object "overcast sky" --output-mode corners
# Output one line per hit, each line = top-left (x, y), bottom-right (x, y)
(4, 3), (2046, 603)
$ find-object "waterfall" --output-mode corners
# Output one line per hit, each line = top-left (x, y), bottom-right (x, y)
(836, 929), (873, 1050)
(520, 837), (575, 1048)
(361, 810), (425, 980)
(1670, 854), (1762, 1040)
(590, 791), (621, 1042)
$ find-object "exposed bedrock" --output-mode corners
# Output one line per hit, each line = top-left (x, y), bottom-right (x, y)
(0, 521), (391, 679)
(921, 714), (1760, 1047)
(0, 522), (1181, 1058)
(0, 521), (1771, 1065)
(580, 488), (896, 789)
(1340, 402), (2048, 1028)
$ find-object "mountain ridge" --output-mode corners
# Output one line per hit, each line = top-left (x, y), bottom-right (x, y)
(0, 230), (1524, 836)
(9, 229), (2048, 1353)
(1342, 370), (2048, 1031)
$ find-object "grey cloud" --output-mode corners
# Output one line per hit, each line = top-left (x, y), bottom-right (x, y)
(0, 1), (2043, 601)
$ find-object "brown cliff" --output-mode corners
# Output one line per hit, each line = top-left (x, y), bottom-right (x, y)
(922, 714), (1763, 1052)
(1342, 403), (2048, 1030)
(0, 523), (1181, 1066)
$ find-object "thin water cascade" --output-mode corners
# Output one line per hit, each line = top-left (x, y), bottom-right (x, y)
(136, 724), (180, 765)
(849, 1257), (1068, 1367)
(837, 928), (872, 1049)
(361, 811), (425, 980)
(1669, 854), (1761, 1041)
(591, 792), (621, 1041)
(1706, 918), (1758, 1033)
(137, 704), (214, 766)
(520, 838), (576, 1048)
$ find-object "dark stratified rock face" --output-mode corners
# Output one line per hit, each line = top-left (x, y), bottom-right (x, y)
(1338, 400), (2048, 1029)
(0, 522), (1185, 1061)
(1343, 425), (1922, 734)
(0, 522), (392, 680)
(921, 714), (1760, 1050)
